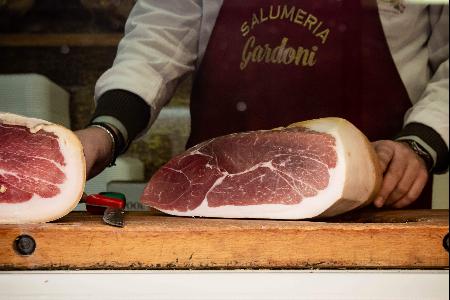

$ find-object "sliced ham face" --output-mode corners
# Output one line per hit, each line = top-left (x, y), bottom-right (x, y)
(141, 118), (382, 219)
(0, 112), (85, 224)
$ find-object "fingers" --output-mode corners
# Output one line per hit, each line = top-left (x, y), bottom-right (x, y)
(372, 141), (428, 208)
(372, 140), (398, 207)
(372, 141), (394, 173)
(392, 168), (428, 208)
(373, 144), (406, 207)
(383, 161), (416, 206)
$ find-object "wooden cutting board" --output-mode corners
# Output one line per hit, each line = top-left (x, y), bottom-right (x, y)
(0, 209), (448, 270)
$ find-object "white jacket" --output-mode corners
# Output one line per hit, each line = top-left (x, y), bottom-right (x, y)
(95, 1), (449, 150)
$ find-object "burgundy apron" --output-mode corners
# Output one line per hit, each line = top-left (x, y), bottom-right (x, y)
(188, 0), (431, 208)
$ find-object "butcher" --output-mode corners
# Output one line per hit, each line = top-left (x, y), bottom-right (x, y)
(75, 0), (449, 210)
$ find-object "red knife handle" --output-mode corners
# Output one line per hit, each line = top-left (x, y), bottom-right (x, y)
(85, 194), (126, 215)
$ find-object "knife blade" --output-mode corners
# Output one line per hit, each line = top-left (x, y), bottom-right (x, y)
(103, 206), (125, 227)
(85, 193), (126, 227)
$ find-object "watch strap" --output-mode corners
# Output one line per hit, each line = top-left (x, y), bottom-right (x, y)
(395, 122), (448, 174)
(399, 139), (434, 173)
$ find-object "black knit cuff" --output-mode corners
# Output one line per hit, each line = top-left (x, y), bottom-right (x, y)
(395, 122), (448, 174)
(90, 89), (151, 143)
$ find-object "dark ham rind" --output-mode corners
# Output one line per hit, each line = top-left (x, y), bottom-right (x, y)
(0, 124), (66, 203)
(142, 127), (337, 212)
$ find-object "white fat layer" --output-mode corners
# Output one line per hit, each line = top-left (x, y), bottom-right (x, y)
(156, 124), (347, 219)
(0, 119), (84, 224)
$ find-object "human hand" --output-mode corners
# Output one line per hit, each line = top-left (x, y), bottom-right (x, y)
(371, 140), (429, 208)
(74, 127), (114, 179)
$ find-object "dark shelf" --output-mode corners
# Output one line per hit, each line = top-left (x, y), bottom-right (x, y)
(0, 33), (122, 47)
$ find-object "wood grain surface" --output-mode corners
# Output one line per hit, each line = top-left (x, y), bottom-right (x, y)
(0, 209), (448, 270)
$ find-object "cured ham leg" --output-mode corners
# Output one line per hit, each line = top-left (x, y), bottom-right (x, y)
(0, 112), (85, 224)
(142, 118), (382, 219)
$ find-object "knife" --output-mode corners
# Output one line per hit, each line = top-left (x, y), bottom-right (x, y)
(85, 192), (126, 227)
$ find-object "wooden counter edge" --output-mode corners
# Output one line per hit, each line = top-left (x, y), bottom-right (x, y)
(0, 210), (448, 270)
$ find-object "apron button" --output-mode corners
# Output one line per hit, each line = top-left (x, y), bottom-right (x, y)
(236, 101), (248, 112)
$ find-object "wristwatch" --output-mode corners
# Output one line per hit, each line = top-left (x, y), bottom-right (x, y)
(400, 139), (434, 173)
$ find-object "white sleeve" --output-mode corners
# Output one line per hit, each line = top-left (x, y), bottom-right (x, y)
(403, 5), (449, 148)
(94, 0), (202, 126)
